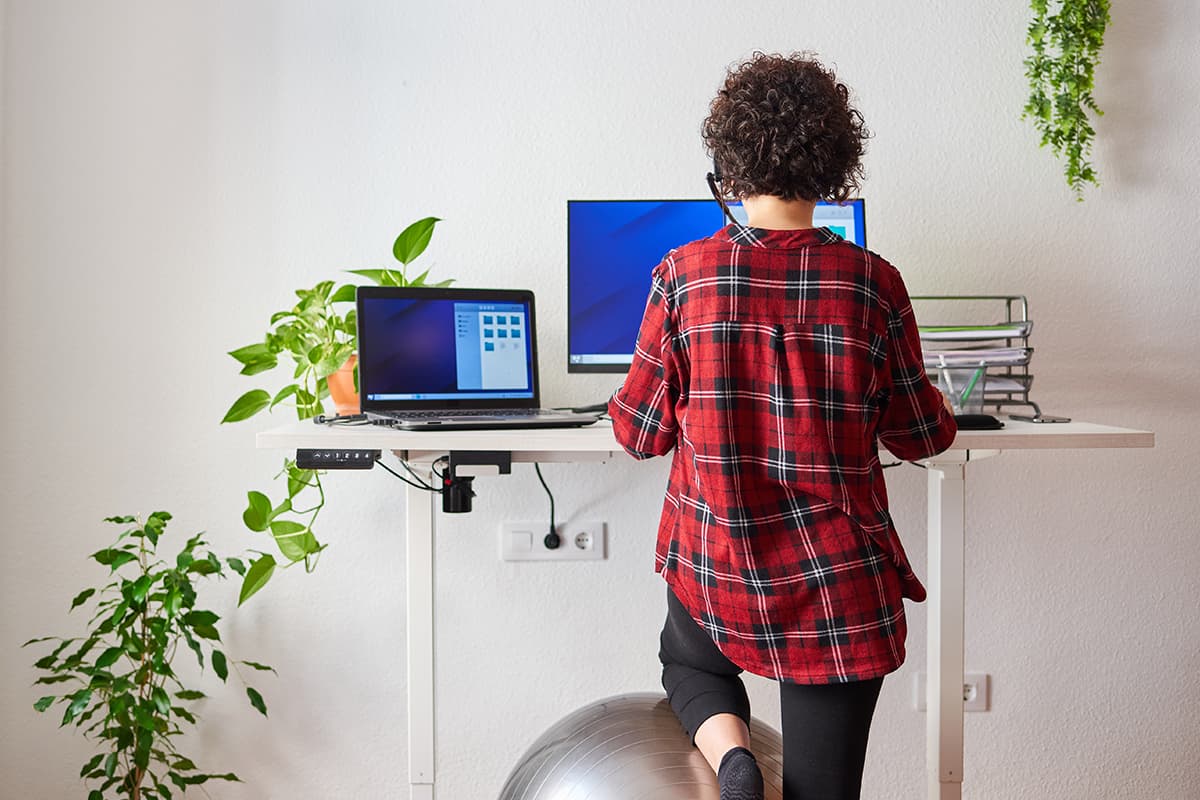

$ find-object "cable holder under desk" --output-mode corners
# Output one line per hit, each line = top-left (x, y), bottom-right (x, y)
(911, 294), (1042, 417)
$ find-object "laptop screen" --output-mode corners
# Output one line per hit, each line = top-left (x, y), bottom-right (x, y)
(356, 287), (539, 409)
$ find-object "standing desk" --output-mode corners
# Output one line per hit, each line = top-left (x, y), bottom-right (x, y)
(258, 418), (1153, 800)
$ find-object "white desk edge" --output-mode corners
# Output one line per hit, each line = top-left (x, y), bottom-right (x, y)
(257, 418), (1154, 457)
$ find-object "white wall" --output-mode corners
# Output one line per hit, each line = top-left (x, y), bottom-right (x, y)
(3, 1), (1198, 798)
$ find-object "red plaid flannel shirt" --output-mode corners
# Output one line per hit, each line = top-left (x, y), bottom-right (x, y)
(610, 224), (956, 683)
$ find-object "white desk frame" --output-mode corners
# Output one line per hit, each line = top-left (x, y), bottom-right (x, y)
(258, 419), (1153, 800)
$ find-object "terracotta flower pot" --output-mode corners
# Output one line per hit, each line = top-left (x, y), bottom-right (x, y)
(326, 354), (359, 416)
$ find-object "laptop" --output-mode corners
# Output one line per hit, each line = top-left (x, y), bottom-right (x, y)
(356, 286), (600, 430)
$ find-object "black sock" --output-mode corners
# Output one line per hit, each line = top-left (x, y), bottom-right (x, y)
(717, 746), (764, 800)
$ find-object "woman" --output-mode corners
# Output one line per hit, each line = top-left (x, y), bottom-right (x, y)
(609, 52), (957, 800)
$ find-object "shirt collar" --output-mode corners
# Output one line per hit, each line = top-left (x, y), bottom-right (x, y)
(721, 224), (844, 248)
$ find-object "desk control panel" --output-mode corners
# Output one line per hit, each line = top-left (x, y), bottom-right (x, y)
(295, 448), (381, 469)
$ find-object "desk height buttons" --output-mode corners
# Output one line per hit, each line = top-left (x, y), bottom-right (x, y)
(295, 449), (381, 470)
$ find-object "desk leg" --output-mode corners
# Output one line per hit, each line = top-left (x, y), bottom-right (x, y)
(407, 477), (436, 800)
(926, 463), (965, 800)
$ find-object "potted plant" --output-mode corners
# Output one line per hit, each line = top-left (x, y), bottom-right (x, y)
(23, 512), (272, 799)
(221, 217), (451, 604)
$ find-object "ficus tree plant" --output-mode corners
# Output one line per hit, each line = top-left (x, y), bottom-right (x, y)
(1023, 0), (1112, 199)
(23, 512), (272, 800)
(221, 217), (451, 604)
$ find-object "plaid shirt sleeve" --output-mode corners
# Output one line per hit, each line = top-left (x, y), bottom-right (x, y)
(609, 263), (681, 459)
(876, 265), (957, 460)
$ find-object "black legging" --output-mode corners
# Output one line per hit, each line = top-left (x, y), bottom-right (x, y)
(659, 588), (884, 800)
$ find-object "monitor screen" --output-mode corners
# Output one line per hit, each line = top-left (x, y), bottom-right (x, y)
(566, 198), (867, 373)
(357, 288), (536, 403)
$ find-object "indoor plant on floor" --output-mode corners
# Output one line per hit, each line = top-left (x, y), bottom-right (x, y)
(221, 217), (451, 604)
(23, 512), (272, 799)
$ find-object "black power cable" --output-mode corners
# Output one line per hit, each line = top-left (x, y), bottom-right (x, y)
(374, 456), (446, 493)
(533, 463), (559, 549)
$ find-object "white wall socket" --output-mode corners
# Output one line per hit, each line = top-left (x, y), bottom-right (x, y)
(499, 521), (607, 561)
(913, 672), (991, 712)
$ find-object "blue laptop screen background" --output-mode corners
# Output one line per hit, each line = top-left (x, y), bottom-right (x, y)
(358, 296), (534, 401)
(567, 199), (866, 373)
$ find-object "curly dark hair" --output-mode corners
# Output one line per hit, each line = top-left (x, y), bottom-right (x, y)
(703, 52), (868, 203)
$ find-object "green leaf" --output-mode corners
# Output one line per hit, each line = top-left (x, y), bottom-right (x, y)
(69, 588), (97, 611)
(286, 466), (315, 498)
(62, 689), (92, 725)
(209, 773), (241, 782)
(92, 548), (137, 571)
(294, 387), (321, 420)
(165, 587), (182, 618)
(239, 357), (277, 376)
(330, 283), (357, 303)
(187, 558), (217, 575)
(238, 555), (276, 606)
(33, 695), (56, 712)
(35, 674), (74, 685)
(228, 340), (277, 371)
(104, 515), (137, 524)
(94, 646), (125, 670)
(135, 728), (152, 770)
(212, 649), (229, 681)
(392, 216), (441, 265)
(80, 754), (104, 778)
(129, 574), (154, 604)
(239, 660), (277, 673)
(182, 629), (204, 668)
(151, 685), (171, 715)
(21, 635), (56, 647)
(104, 751), (119, 778)
(183, 609), (219, 626)
(346, 268), (392, 285)
(226, 557), (247, 576)
(192, 624), (220, 641)
(222, 389), (271, 423)
(243, 491), (273, 532)
(270, 383), (300, 410)
(246, 686), (268, 717)
(175, 690), (206, 701)
(270, 520), (317, 562)
(228, 342), (273, 365)
(91, 789), (104, 800)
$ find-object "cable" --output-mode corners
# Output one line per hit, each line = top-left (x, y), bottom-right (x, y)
(431, 457), (449, 482)
(533, 463), (559, 549)
(400, 459), (440, 491)
(312, 413), (370, 425)
(375, 457), (442, 492)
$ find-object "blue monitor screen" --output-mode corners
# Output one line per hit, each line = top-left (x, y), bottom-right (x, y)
(566, 198), (867, 373)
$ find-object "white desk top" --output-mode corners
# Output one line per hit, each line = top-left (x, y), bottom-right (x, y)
(257, 418), (1154, 460)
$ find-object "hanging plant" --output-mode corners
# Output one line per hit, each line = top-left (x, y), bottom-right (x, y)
(1023, 0), (1111, 199)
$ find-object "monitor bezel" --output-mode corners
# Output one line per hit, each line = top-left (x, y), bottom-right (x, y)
(356, 285), (542, 410)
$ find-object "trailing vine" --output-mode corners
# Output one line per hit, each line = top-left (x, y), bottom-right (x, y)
(1023, 0), (1111, 199)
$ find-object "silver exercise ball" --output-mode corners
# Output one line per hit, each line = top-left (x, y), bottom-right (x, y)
(498, 693), (784, 800)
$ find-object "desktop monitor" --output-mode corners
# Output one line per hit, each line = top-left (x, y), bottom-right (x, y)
(566, 198), (867, 373)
